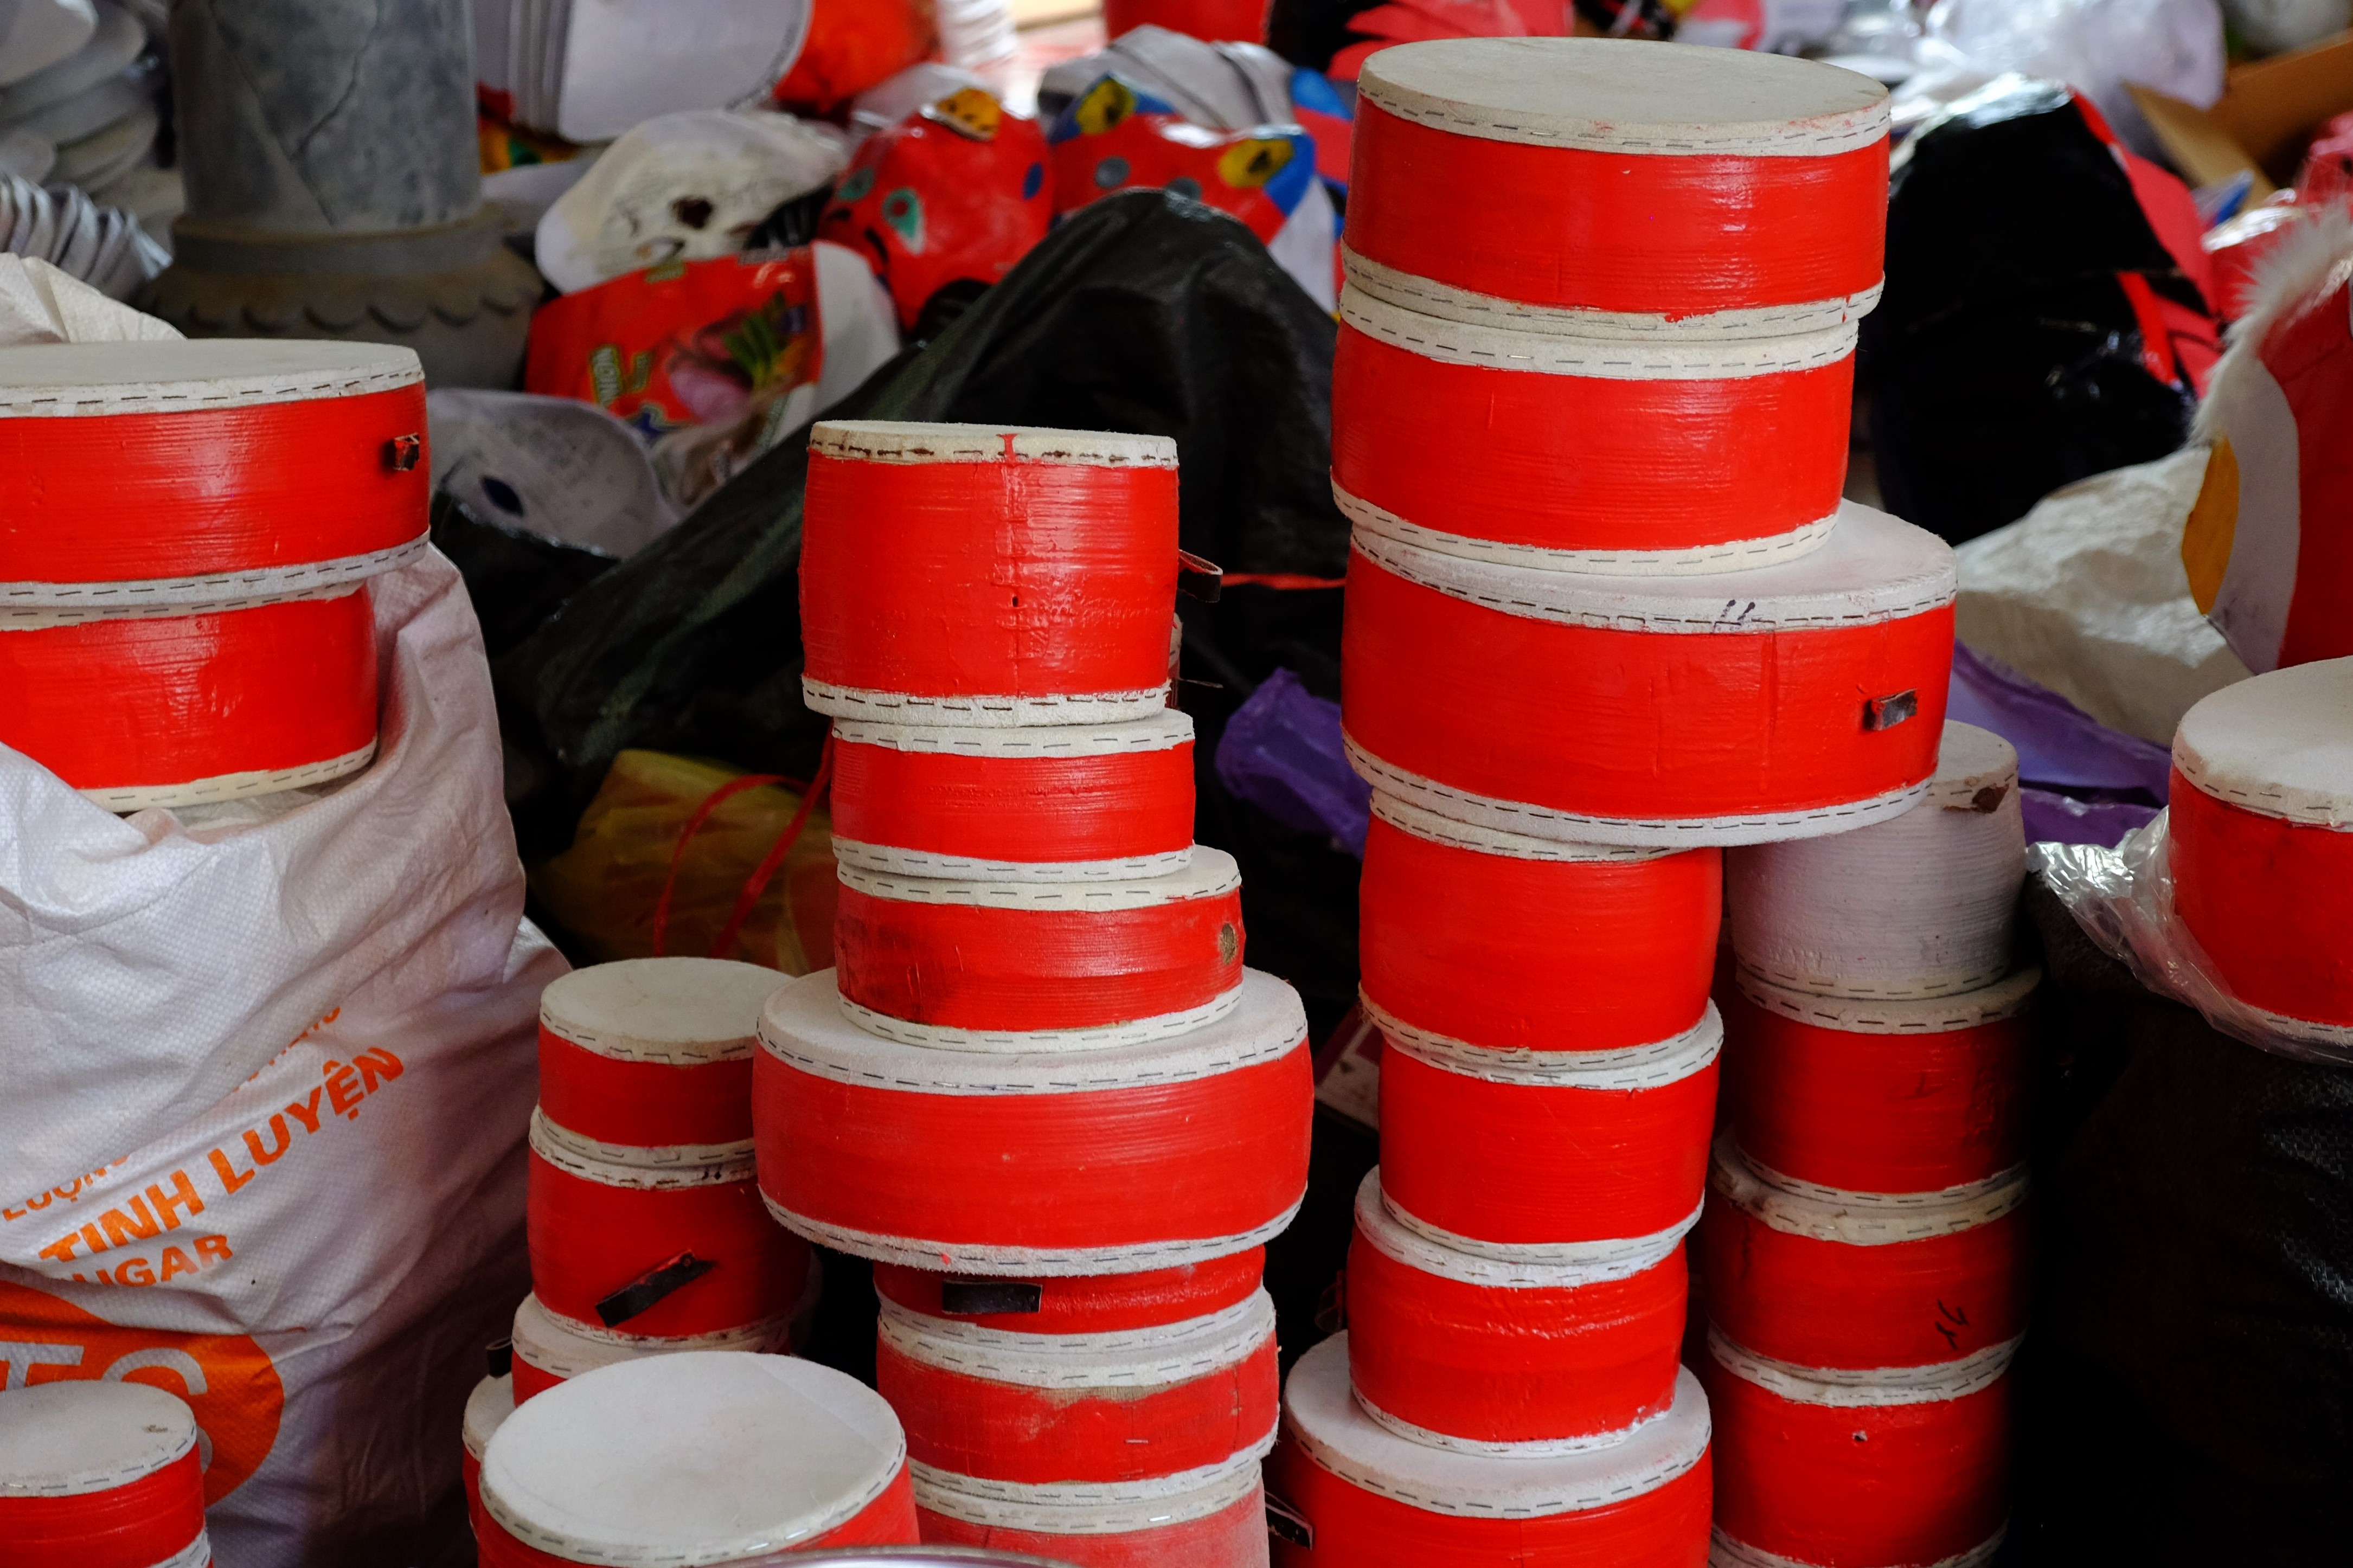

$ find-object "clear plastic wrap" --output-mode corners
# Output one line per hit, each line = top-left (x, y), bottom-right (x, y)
(2033, 813), (2353, 1065)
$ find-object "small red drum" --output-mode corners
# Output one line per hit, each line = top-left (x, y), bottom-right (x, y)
(1729, 721), (2025, 1000)
(1344, 1170), (1687, 1452)
(0, 587), (380, 811)
(755, 968), (1313, 1275)
(870, 1250), (1265, 1335)
(1341, 505), (1956, 846)
(800, 421), (1180, 726)
(2170, 659), (2353, 1038)
(1705, 1328), (2012, 1568)
(463, 1374), (514, 1541)
(1268, 1335), (1712, 1567)
(916, 1469), (1271, 1568)
(476, 1354), (920, 1564)
(508, 1271), (816, 1403)
(1345, 38), (1888, 336)
(0, 340), (428, 593)
(832, 849), (1245, 1048)
(1358, 792), (1720, 1056)
(1376, 1014), (1717, 1254)
(525, 1112), (809, 1340)
(1700, 1140), (2029, 1374)
(831, 711), (1197, 881)
(1334, 288), (1855, 573)
(0, 1380), (210, 1568)
(876, 1283), (1278, 1486)
(1724, 968), (2036, 1195)
(536, 957), (782, 1155)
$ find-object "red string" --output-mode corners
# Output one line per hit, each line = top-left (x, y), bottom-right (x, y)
(650, 772), (787, 958)
(1221, 573), (1348, 590)
(709, 730), (836, 961)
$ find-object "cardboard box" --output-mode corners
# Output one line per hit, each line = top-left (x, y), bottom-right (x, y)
(2132, 28), (2353, 196)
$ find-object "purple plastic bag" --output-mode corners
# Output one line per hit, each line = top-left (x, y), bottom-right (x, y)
(1213, 667), (1371, 854)
(1949, 644), (2169, 846)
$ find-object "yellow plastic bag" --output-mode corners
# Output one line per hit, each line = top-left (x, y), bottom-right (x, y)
(530, 749), (838, 973)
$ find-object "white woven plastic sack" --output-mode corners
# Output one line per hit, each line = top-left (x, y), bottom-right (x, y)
(0, 550), (565, 1567)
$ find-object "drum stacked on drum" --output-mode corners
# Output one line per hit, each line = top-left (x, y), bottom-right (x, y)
(0, 1381), (213, 1568)
(1277, 37), (1961, 1568)
(508, 959), (818, 1410)
(1708, 722), (2033, 1568)
(757, 421), (1316, 1568)
(0, 341), (434, 809)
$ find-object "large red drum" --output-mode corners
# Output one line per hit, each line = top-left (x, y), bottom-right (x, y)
(1341, 505), (1956, 846)
(755, 969), (1312, 1275)
(799, 421), (1180, 726)
(1344, 38), (1888, 337)
(1268, 1335), (1713, 1567)
(1334, 288), (1855, 573)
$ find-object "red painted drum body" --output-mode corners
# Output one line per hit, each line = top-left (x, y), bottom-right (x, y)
(916, 1474), (1271, 1568)
(871, 1251), (1265, 1334)
(525, 1114), (807, 1339)
(755, 969), (1313, 1274)
(1729, 721), (2026, 1001)
(0, 588), (380, 809)
(831, 712), (1197, 881)
(535, 957), (782, 1154)
(0, 341), (429, 589)
(876, 1287), (1278, 1486)
(1333, 291), (1854, 571)
(832, 850), (1245, 1048)
(2170, 660), (2353, 1034)
(1700, 1141), (2029, 1374)
(1339, 505), (1957, 847)
(1358, 793), (1719, 1055)
(1376, 1017), (1717, 1253)
(0, 1381), (210, 1568)
(799, 422), (1180, 725)
(1344, 1171), (1687, 1451)
(1724, 970), (2036, 1195)
(478, 1354), (919, 1564)
(1705, 1331), (2012, 1568)
(1268, 1336), (1712, 1567)
(1343, 40), (1888, 336)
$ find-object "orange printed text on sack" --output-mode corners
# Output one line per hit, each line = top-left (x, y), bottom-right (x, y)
(25, 1047), (406, 1278)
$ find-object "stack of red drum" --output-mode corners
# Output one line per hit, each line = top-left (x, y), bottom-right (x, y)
(0, 340), (431, 809)
(1278, 36), (1961, 1567)
(0, 1381), (212, 1568)
(758, 421), (1315, 1567)
(512, 958), (816, 1405)
(1708, 721), (2033, 1567)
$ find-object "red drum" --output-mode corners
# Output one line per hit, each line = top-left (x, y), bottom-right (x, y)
(0, 1381), (210, 1568)
(1340, 506), (1956, 846)
(1376, 1016), (1717, 1255)
(463, 1374), (514, 1542)
(1344, 1170), (1687, 1451)
(755, 968), (1313, 1275)
(832, 849), (1245, 1048)
(536, 957), (783, 1155)
(525, 1112), (809, 1339)
(0, 588), (380, 811)
(0, 340), (428, 595)
(1345, 39), (1888, 337)
(831, 711), (1196, 881)
(1334, 290), (1854, 573)
(1268, 1335), (1712, 1567)
(871, 1250), (1266, 1335)
(1729, 721), (2025, 1000)
(876, 1286), (1278, 1486)
(917, 1470), (1270, 1568)
(799, 421), (1179, 726)
(1700, 1140), (2029, 1374)
(508, 1275), (813, 1403)
(2170, 660), (2353, 1036)
(1358, 792), (1719, 1056)
(1724, 968), (2036, 1195)
(1705, 1328), (2012, 1568)
(477, 1354), (920, 1563)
